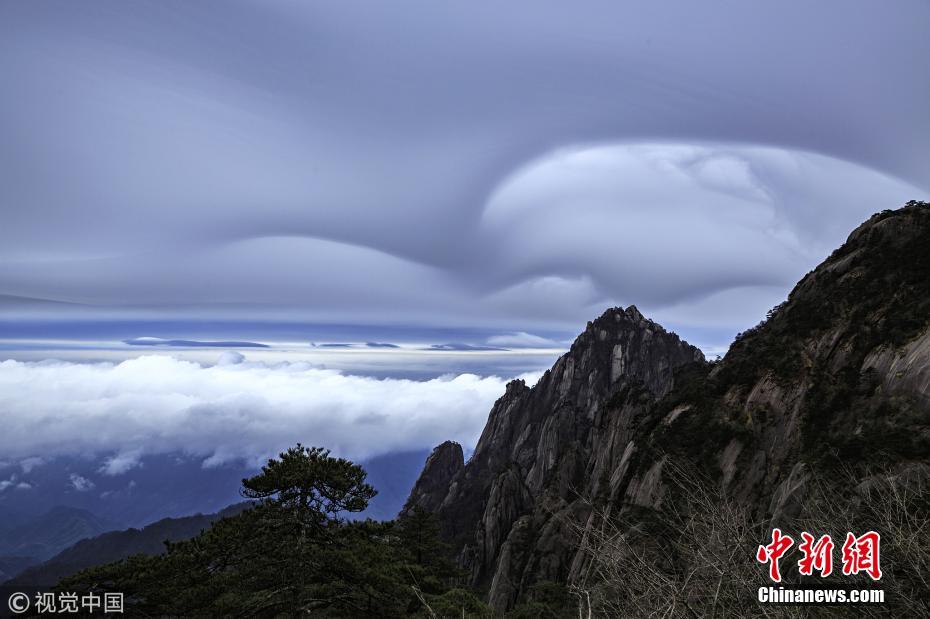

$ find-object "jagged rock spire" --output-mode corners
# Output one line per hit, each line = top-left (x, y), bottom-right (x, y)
(399, 441), (464, 518)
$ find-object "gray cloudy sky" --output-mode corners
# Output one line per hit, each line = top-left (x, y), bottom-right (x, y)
(2, 0), (929, 343)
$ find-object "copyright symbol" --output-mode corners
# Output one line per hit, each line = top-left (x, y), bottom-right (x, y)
(7, 591), (30, 614)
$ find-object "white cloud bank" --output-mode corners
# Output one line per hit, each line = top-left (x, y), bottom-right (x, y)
(0, 355), (535, 468)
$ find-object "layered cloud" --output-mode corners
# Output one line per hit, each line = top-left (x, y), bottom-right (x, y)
(0, 355), (536, 466)
(486, 332), (564, 349)
(0, 1), (928, 341)
(0, 143), (920, 347)
(479, 143), (924, 330)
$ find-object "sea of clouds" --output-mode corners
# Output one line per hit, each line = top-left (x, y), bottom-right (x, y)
(0, 353), (539, 471)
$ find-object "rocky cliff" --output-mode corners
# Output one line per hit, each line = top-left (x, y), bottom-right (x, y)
(407, 201), (930, 611)
(401, 441), (464, 517)
(412, 304), (705, 610)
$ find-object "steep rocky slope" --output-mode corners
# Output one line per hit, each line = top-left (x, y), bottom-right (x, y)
(402, 441), (464, 517)
(408, 201), (930, 611)
(413, 305), (705, 610)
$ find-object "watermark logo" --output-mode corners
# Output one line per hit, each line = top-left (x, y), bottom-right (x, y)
(755, 530), (883, 607)
(5, 590), (123, 615)
(798, 532), (834, 577)
(756, 529), (881, 582)
(841, 531), (882, 580)
(6, 592), (29, 615)
(756, 527), (794, 582)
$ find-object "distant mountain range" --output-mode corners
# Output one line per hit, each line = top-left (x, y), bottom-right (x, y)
(1, 449), (428, 584)
(0, 506), (116, 562)
(5, 504), (250, 587)
(0, 556), (37, 583)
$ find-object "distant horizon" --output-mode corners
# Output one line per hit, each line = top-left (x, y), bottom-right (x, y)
(0, 293), (780, 363)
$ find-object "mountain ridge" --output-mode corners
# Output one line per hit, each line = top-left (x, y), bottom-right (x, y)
(0, 506), (117, 563)
(408, 201), (930, 611)
(4, 503), (251, 587)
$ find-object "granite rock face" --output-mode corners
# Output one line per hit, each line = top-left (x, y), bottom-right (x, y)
(412, 306), (705, 609)
(400, 441), (464, 517)
(407, 202), (930, 611)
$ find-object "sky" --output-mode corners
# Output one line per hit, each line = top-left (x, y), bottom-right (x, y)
(1, 1), (929, 493)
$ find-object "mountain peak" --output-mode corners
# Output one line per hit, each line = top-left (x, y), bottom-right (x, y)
(399, 441), (464, 518)
(404, 202), (930, 612)
(575, 305), (704, 393)
(504, 379), (527, 396)
(404, 306), (705, 606)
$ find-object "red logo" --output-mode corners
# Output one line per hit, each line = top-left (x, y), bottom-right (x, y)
(798, 532), (834, 577)
(757, 530), (881, 582)
(756, 528), (794, 582)
(841, 531), (882, 581)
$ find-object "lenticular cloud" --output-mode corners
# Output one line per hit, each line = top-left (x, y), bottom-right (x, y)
(0, 355), (528, 466)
